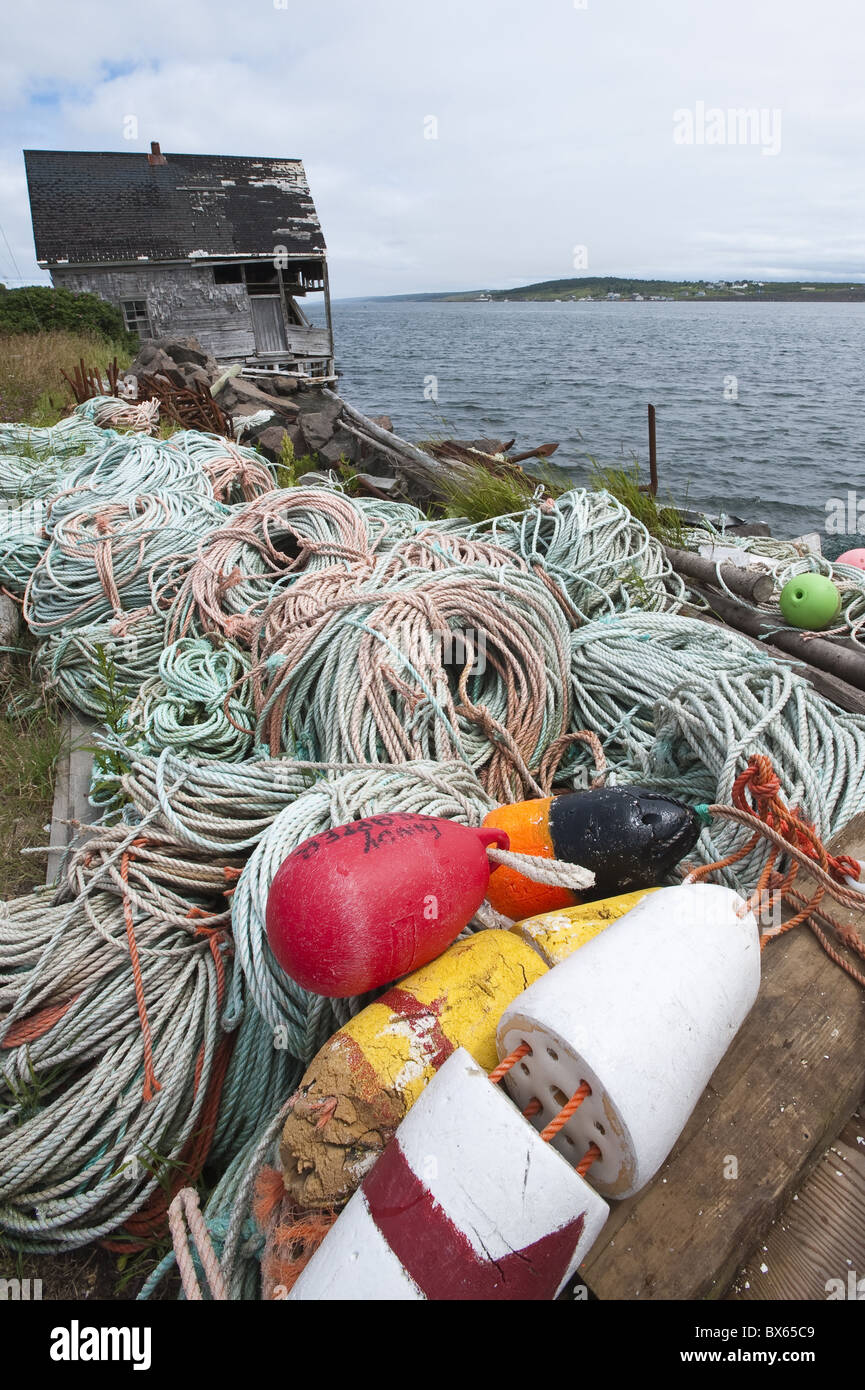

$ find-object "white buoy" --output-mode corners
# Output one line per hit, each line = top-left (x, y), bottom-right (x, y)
(496, 883), (761, 1199)
(287, 1047), (609, 1301)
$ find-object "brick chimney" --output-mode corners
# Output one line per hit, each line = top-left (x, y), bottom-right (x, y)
(147, 141), (167, 166)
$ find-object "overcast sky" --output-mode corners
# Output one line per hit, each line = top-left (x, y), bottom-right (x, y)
(2, 0), (864, 298)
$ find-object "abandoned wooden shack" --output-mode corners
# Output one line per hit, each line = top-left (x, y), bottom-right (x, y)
(23, 143), (335, 382)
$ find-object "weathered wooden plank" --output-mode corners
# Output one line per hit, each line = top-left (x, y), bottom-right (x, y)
(724, 1108), (865, 1300)
(578, 818), (865, 1300)
(46, 712), (98, 887)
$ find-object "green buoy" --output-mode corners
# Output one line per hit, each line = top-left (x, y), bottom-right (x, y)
(779, 573), (841, 630)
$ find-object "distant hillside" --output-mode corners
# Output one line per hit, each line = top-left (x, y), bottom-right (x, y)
(369, 276), (865, 303)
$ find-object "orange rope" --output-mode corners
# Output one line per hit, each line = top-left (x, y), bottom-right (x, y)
(539, 1080), (591, 1142)
(690, 754), (865, 985)
(1, 994), (79, 1048)
(522, 1097), (542, 1119)
(488, 1041), (531, 1084)
(576, 1143), (601, 1178)
(101, 925), (235, 1253)
(121, 848), (161, 1102)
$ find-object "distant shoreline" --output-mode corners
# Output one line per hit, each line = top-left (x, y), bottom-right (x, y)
(355, 278), (865, 305)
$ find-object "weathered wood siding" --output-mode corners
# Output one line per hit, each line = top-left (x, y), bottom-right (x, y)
(51, 263), (256, 359)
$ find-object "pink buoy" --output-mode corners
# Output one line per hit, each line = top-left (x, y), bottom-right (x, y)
(836, 548), (865, 572)
(287, 1047), (609, 1301)
(265, 814), (508, 996)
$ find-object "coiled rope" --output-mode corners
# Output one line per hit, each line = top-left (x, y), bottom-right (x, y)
(245, 549), (572, 800)
(124, 637), (254, 763)
(158, 488), (376, 646)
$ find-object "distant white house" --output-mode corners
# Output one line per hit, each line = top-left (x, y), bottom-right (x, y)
(607, 292), (621, 300)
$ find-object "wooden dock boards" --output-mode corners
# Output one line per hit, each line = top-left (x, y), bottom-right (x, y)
(579, 817), (865, 1301)
(46, 711), (98, 886)
(725, 1107), (865, 1300)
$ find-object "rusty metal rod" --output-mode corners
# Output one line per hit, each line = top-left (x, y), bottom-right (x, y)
(648, 403), (658, 496)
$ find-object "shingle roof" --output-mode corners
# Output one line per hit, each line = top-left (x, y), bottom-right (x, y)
(23, 150), (326, 266)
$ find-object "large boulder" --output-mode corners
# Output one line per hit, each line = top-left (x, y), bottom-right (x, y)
(254, 423), (305, 461)
(127, 335), (219, 383)
(317, 429), (360, 467)
(221, 377), (300, 417)
(152, 336), (215, 370)
(249, 374), (298, 398)
(298, 398), (343, 452)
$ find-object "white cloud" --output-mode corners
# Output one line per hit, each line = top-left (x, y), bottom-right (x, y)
(2, 0), (865, 295)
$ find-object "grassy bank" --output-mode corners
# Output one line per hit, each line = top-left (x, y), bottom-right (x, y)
(0, 329), (132, 425)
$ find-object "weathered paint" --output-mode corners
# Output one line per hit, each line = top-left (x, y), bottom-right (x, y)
(342, 929), (544, 1102)
(279, 930), (546, 1207)
(287, 1049), (609, 1301)
(497, 883), (761, 1199)
(52, 262), (257, 360)
(511, 887), (658, 965)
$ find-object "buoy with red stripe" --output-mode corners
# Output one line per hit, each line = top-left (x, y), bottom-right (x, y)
(482, 785), (703, 920)
(496, 883), (760, 1198)
(287, 1047), (609, 1301)
(266, 813), (509, 996)
(279, 893), (648, 1210)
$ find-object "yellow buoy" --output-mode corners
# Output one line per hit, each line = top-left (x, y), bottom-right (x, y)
(510, 887), (658, 965)
(280, 891), (658, 1207)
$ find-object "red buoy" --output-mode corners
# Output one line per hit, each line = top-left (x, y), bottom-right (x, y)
(266, 813), (509, 996)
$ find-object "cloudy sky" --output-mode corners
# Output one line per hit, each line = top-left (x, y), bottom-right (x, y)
(2, 0), (864, 298)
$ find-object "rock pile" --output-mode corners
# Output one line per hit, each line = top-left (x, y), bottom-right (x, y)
(122, 335), (391, 470)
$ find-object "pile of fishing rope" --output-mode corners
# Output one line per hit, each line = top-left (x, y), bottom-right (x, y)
(73, 394), (160, 433)
(3, 405), (865, 1301)
(0, 414), (112, 501)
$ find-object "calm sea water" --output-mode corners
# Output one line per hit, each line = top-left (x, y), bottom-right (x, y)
(314, 299), (865, 540)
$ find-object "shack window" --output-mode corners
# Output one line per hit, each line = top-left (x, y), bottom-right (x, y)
(122, 299), (151, 336)
(213, 265), (243, 284)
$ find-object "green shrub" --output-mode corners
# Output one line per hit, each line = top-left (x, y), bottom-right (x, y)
(0, 285), (136, 349)
(276, 434), (320, 487)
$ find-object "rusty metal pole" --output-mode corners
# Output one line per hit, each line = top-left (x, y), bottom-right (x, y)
(647, 403), (658, 495)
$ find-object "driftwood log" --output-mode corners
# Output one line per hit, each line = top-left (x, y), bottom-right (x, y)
(664, 545), (775, 605)
(324, 391), (545, 504)
(324, 392), (453, 496)
(688, 584), (865, 694)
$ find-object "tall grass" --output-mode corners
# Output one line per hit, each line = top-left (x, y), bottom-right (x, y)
(0, 330), (132, 425)
(0, 654), (65, 897)
(443, 462), (567, 524)
(589, 460), (685, 545)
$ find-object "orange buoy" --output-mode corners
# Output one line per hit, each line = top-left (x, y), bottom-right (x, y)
(482, 787), (703, 920)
